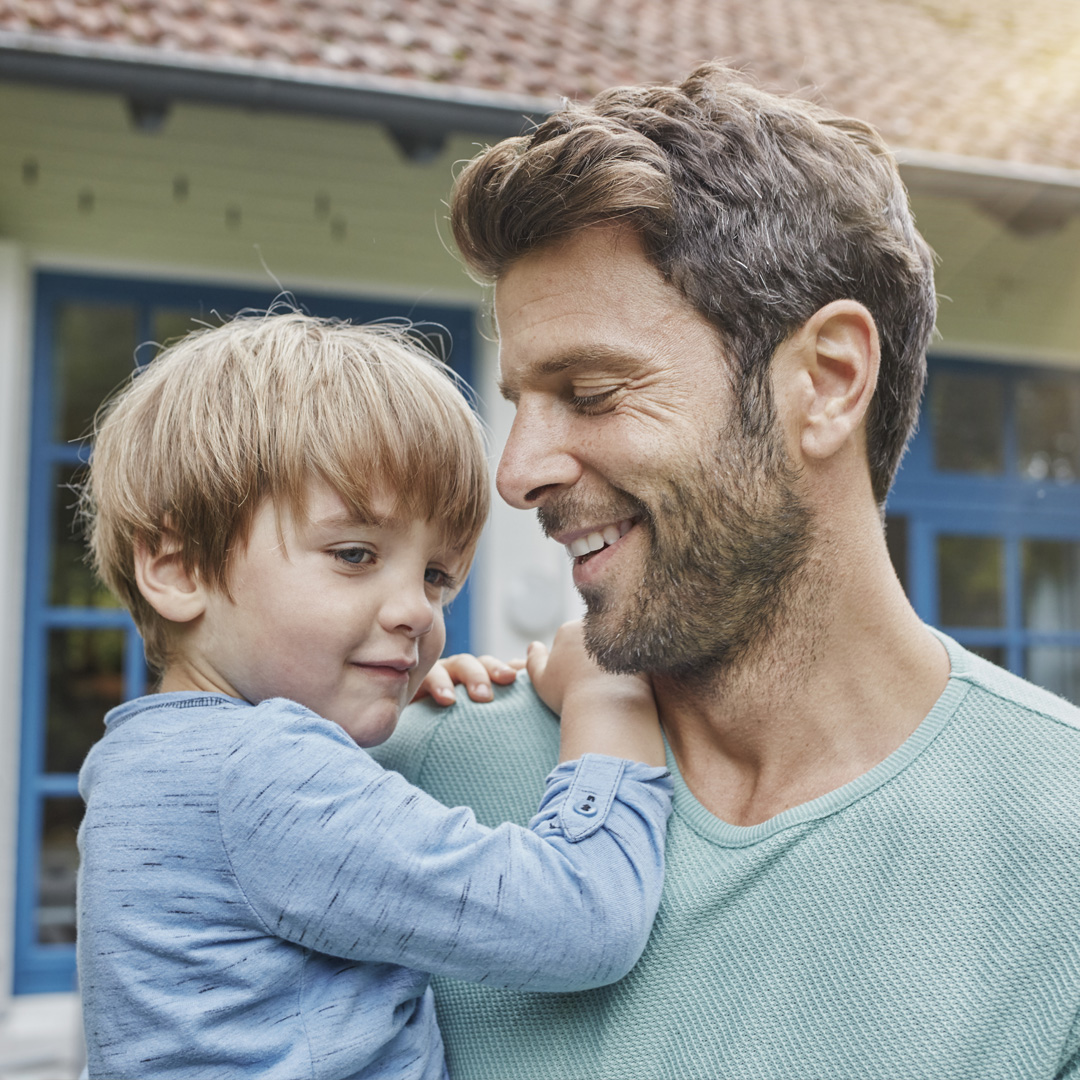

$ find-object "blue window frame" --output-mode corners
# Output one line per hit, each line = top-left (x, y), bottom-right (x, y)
(888, 355), (1080, 694)
(15, 270), (477, 994)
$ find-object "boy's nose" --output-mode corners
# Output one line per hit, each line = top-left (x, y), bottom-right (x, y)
(379, 584), (436, 639)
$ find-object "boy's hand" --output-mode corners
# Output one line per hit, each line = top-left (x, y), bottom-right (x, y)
(412, 653), (524, 706)
(527, 621), (665, 766)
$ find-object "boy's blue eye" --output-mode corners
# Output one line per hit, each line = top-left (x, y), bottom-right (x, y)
(334, 547), (375, 566)
(425, 567), (456, 591)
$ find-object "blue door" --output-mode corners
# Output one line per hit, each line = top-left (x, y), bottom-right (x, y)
(15, 271), (477, 994)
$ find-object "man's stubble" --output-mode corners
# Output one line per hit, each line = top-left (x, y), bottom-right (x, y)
(539, 419), (816, 686)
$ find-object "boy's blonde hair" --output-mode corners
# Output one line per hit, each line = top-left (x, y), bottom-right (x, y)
(84, 311), (489, 671)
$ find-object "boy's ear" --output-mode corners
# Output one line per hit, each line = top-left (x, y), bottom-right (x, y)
(134, 531), (207, 624)
(777, 299), (880, 463)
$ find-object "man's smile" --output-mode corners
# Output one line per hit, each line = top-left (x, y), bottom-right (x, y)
(559, 518), (636, 560)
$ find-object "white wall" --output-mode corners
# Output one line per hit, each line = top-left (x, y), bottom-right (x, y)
(471, 329), (582, 661)
(0, 241), (32, 1014)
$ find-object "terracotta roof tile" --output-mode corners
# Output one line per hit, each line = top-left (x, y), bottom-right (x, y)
(1, 0), (1079, 169)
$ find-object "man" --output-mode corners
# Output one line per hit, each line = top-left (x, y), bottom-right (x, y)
(375, 64), (1080, 1079)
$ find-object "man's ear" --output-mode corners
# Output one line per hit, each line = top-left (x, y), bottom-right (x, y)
(133, 531), (207, 625)
(780, 299), (880, 463)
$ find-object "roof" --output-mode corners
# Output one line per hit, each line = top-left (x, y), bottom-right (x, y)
(1, 0), (1079, 173)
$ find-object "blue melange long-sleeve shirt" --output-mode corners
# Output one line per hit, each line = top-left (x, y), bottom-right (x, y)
(76, 693), (673, 1080)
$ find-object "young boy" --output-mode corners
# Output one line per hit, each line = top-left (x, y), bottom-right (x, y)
(76, 312), (672, 1080)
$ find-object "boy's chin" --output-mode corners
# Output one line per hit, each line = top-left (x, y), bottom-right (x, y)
(331, 705), (402, 748)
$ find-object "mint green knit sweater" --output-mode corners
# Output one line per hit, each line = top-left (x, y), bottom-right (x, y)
(374, 633), (1080, 1079)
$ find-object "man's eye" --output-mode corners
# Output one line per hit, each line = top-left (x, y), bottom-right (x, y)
(334, 547), (375, 566)
(569, 387), (618, 412)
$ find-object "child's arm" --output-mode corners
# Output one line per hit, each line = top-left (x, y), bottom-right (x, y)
(221, 697), (671, 994)
(526, 620), (664, 766)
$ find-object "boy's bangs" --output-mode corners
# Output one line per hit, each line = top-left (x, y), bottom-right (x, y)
(313, 415), (489, 556)
(279, 326), (489, 556)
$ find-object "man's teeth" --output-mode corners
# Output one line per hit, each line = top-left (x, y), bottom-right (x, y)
(565, 520), (632, 559)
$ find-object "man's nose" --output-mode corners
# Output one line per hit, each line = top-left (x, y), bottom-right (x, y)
(496, 401), (582, 509)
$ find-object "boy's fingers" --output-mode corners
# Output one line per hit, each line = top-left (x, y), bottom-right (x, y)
(439, 653), (501, 702)
(411, 663), (458, 706)
(525, 641), (548, 685)
(477, 654), (519, 685)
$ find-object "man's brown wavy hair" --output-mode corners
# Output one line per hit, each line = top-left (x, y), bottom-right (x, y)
(450, 62), (936, 505)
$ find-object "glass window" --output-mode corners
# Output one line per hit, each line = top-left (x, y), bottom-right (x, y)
(36, 797), (84, 945)
(1023, 540), (1080, 631)
(53, 303), (137, 443)
(1017, 378), (1080, 483)
(45, 628), (125, 774)
(937, 535), (1004, 627)
(968, 645), (1007, 668)
(49, 464), (120, 609)
(931, 372), (1005, 474)
(1027, 647), (1080, 703)
(152, 308), (207, 356)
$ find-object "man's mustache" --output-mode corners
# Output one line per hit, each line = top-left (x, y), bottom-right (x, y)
(537, 490), (649, 541)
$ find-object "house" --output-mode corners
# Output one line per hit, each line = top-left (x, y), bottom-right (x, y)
(1, 0), (1079, 1069)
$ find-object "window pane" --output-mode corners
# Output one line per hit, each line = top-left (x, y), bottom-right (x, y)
(938, 535), (1004, 627)
(1026, 647), (1080, 705)
(53, 303), (137, 443)
(152, 308), (205, 357)
(46, 628), (124, 773)
(49, 465), (120, 609)
(931, 372), (1005, 474)
(37, 797), (83, 945)
(1017, 378), (1080, 483)
(967, 645), (1006, 668)
(1023, 540), (1080, 630)
(885, 514), (908, 596)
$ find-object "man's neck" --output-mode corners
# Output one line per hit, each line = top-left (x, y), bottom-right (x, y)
(656, 525), (950, 828)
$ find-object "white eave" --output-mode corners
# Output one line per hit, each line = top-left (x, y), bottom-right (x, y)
(896, 147), (1080, 235)
(0, 31), (558, 159)
(3, 27), (1080, 228)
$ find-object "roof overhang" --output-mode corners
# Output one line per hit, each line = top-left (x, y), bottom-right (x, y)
(0, 32), (557, 160)
(896, 148), (1080, 236)
(3, 30), (1080, 226)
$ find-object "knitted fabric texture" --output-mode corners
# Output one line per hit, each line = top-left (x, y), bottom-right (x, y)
(376, 633), (1080, 1080)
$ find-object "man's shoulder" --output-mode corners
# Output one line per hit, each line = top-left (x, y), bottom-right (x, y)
(947, 639), (1080, 745)
(373, 676), (560, 828)
(938, 638), (1080, 840)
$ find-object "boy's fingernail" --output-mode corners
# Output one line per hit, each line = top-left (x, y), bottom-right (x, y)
(438, 687), (456, 701)
(472, 684), (492, 700)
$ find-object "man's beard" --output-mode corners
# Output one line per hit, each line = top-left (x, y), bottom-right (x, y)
(539, 424), (814, 681)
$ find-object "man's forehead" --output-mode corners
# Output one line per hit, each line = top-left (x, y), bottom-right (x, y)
(493, 231), (679, 392)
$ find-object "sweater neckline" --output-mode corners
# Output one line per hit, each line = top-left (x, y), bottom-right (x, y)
(665, 629), (971, 848)
(104, 690), (247, 731)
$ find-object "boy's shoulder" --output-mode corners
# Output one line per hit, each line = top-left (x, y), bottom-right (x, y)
(83, 692), (363, 787)
(373, 676), (560, 828)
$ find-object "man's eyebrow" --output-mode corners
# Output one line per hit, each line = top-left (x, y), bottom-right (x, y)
(498, 345), (639, 401)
